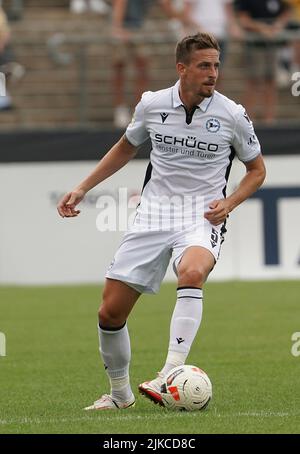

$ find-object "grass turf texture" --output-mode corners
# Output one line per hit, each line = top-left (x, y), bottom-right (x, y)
(0, 281), (299, 434)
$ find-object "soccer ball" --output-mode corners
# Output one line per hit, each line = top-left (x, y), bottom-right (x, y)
(160, 365), (212, 411)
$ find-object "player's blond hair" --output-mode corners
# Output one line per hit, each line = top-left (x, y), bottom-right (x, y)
(176, 33), (220, 65)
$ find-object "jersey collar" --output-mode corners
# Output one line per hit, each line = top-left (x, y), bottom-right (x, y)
(172, 80), (213, 112)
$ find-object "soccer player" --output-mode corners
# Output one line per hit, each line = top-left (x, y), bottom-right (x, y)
(57, 33), (266, 410)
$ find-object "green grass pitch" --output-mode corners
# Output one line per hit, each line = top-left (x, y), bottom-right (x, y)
(0, 281), (300, 434)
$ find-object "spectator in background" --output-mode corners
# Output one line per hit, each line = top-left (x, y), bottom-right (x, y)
(70, 0), (110, 14)
(161, 0), (243, 90)
(112, 0), (241, 128)
(235, 0), (291, 124)
(111, 0), (155, 128)
(162, 0), (243, 64)
(0, 4), (25, 111)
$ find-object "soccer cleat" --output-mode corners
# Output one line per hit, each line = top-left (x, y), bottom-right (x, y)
(84, 393), (135, 410)
(138, 373), (164, 406)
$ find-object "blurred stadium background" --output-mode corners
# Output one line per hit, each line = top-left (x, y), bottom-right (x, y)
(0, 0), (299, 435)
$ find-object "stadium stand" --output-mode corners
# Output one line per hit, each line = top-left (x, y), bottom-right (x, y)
(0, 0), (299, 130)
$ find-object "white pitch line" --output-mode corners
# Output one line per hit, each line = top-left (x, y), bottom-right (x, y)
(0, 411), (298, 426)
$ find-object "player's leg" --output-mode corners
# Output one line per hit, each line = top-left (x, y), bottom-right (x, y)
(85, 278), (140, 410)
(139, 246), (215, 405)
(102, 228), (173, 406)
(99, 277), (140, 327)
(162, 246), (214, 374)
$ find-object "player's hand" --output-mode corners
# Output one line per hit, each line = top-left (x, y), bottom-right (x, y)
(204, 199), (230, 226)
(57, 189), (85, 218)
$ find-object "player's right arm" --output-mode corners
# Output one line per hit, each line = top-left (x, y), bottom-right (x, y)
(58, 95), (149, 218)
(57, 135), (137, 218)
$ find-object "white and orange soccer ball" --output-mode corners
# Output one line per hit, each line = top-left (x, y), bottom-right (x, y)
(160, 365), (212, 411)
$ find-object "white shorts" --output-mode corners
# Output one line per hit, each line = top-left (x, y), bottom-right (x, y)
(106, 220), (226, 294)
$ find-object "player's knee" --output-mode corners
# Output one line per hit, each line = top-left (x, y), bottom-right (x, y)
(98, 289), (125, 327)
(178, 267), (206, 287)
(98, 304), (123, 328)
(98, 305), (111, 327)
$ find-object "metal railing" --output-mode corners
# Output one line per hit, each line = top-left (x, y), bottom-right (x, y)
(46, 32), (179, 127)
(45, 30), (300, 127)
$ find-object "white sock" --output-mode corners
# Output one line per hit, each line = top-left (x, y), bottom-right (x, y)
(98, 322), (133, 402)
(160, 287), (203, 377)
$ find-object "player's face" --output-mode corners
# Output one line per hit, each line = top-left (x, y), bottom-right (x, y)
(178, 48), (220, 98)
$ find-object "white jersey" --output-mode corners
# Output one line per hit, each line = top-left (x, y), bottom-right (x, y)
(126, 80), (261, 229)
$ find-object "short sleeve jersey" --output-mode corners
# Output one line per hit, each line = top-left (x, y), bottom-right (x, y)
(126, 81), (261, 224)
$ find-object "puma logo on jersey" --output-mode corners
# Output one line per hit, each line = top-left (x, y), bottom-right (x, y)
(160, 113), (169, 123)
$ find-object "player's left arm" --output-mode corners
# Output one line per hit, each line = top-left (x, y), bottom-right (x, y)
(204, 154), (266, 226)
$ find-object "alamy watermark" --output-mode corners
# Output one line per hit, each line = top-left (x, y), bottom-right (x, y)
(0, 332), (6, 357)
(291, 72), (300, 97)
(95, 188), (205, 232)
(291, 332), (300, 357)
(0, 72), (6, 97)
